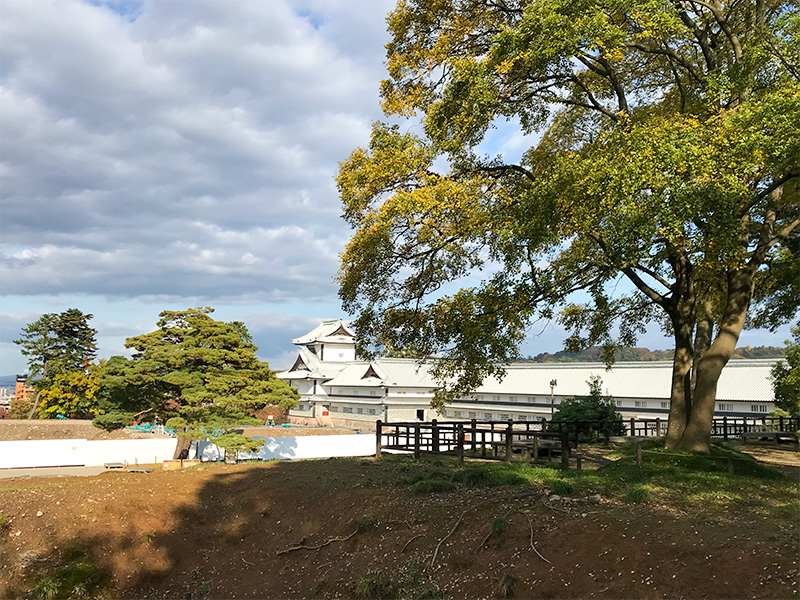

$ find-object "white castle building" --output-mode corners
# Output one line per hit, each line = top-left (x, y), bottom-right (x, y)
(277, 319), (778, 430)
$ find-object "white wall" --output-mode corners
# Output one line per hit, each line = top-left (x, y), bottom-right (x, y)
(0, 438), (180, 469)
(197, 434), (375, 462)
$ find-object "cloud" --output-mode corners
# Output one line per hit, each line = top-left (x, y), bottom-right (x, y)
(0, 0), (393, 301)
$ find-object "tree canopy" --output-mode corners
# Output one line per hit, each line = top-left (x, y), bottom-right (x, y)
(109, 308), (299, 451)
(338, 0), (799, 451)
(14, 308), (98, 381)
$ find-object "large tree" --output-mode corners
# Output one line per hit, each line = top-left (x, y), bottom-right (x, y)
(110, 308), (299, 455)
(337, 0), (800, 451)
(14, 308), (98, 418)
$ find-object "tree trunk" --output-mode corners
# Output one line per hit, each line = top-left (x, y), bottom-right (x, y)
(173, 437), (192, 459)
(665, 318), (694, 447)
(675, 269), (753, 451)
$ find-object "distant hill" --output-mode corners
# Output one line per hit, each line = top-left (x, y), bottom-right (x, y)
(516, 345), (785, 363)
(0, 375), (19, 389)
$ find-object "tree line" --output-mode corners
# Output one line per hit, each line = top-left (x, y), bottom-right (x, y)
(520, 345), (786, 363)
(11, 308), (299, 454)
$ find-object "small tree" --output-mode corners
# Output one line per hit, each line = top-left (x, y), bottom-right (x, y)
(551, 376), (625, 441)
(37, 364), (103, 419)
(14, 309), (98, 418)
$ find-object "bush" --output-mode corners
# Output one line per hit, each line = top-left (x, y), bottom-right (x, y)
(453, 466), (527, 487)
(91, 412), (134, 431)
(550, 376), (625, 441)
(625, 484), (652, 503)
(551, 479), (573, 495)
(411, 479), (455, 494)
(9, 399), (32, 419)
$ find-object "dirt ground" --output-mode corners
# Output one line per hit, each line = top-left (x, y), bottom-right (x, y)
(0, 420), (355, 441)
(1, 453), (798, 599)
(0, 420), (158, 441)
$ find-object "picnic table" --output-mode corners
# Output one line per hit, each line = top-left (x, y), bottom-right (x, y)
(491, 432), (575, 462)
(741, 430), (799, 445)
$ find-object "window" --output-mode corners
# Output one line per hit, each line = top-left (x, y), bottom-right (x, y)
(342, 407), (353, 414)
(634, 401), (647, 408)
(353, 390), (359, 395)
(661, 402), (669, 409)
(493, 395), (500, 402)
(484, 413), (493, 420)
(468, 412), (477, 419)
(454, 410), (462, 418)
(330, 406), (338, 413)
(368, 408), (376, 415)
(357, 407), (363, 414)
(527, 396), (534, 403)
(751, 404), (768, 413)
(370, 390), (376, 396)
(518, 415), (527, 421)
(615, 400), (623, 407)
(500, 414), (510, 421)
(718, 403), (733, 412)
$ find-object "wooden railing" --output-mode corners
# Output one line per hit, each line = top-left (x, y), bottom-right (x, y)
(375, 416), (799, 465)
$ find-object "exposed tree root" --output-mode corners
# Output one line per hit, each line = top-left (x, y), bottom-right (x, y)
(276, 527), (359, 555)
(524, 511), (551, 564)
(401, 533), (425, 553)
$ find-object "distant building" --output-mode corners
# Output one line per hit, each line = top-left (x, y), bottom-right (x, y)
(15, 374), (35, 403)
(277, 320), (777, 430)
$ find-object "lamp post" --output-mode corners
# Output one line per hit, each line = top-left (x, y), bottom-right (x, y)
(550, 379), (557, 419)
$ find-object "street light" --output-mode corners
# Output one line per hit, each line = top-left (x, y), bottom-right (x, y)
(550, 379), (557, 418)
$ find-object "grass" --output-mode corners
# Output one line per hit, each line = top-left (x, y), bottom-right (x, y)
(30, 547), (107, 600)
(357, 441), (797, 522)
(353, 556), (444, 600)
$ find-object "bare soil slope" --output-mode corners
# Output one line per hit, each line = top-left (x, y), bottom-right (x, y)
(1, 456), (797, 599)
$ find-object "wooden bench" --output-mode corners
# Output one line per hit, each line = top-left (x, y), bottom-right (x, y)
(741, 431), (799, 445)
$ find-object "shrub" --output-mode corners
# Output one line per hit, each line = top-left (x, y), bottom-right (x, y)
(551, 479), (573, 495)
(499, 574), (517, 598)
(91, 412), (134, 431)
(9, 399), (32, 419)
(625, 484), (652, 504)
(550, 376), (625, 441)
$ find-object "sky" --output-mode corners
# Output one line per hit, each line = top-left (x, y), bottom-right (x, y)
(0, 0), (794, 376)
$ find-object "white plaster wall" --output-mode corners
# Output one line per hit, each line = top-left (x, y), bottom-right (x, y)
(0, 438), (180, 469)
(197, 434), (375, 462)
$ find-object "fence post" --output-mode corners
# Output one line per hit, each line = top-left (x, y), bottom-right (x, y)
(630, 417), (636, 437)
(636, 441), (643, 467)
(505, 420), (513, 464)
(431, 419), (439, 454)
(471, 418), (477, 455)
(561, 430), (569, 470)
(779, 416), (784, 432)
(655, 418), (661, 438)
(414, 423), (421, 460)
(457, 423), (464, 465)
(723, 416), (728, 441)
(603, 420), (611, 445)
(375, 420), (382, 459)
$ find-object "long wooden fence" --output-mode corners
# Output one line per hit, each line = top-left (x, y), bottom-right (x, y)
(374, 416), (799, 467)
